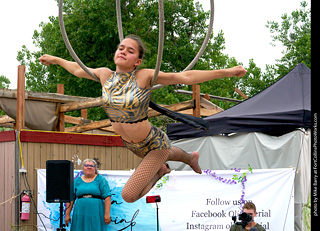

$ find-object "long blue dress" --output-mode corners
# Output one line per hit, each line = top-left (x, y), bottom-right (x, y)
(71, 174), (111, 231)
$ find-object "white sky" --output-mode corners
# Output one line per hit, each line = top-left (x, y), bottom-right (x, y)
(0, 0), (310, 89)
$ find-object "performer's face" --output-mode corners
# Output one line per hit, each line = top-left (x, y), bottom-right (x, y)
(114, 38), (142, 71)
(83, 161), (96, 175)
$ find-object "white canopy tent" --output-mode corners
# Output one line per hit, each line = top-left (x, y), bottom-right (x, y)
(168, 129), (310, 231)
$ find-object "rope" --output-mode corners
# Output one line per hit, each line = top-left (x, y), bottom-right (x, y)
(58, 0), (100, 82)
(18, 131), (24, 170)
(151, 0), (215, 90)
(0, 194), (20, 206)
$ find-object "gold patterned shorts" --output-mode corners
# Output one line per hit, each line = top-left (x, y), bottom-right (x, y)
(122, 126), (171, 158)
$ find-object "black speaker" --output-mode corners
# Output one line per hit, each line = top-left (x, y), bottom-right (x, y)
(46, 160), (74, 203)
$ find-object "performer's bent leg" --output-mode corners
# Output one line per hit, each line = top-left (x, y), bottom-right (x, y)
(167, 147), (202, 174)
(121, 148), (170, 203)
(121, 147), (202, 203)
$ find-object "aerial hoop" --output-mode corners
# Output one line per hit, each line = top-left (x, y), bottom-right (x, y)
(116, 0), (164, 87)
(58, 0), (100, 82)
(116, 0), (124, 42)
(183, 0), (214, 72)
(151, 0), (165, 87)
(118, 0), (165, 87)
(116, 0), (215, 89)
(151, 0), (214, 90)
(58, 0), (210, 130)
(59, 0), (214, 87)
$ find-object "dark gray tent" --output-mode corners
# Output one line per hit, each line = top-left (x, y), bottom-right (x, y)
(167, 63), (311, 140)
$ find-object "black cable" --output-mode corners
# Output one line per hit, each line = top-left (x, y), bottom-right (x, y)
(22, 172), (73, 225)
(21, 172), (48, 231)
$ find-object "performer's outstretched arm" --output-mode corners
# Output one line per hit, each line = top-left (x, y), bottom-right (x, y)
(153, 66), (247, 86)
(38, 54), (112, 84)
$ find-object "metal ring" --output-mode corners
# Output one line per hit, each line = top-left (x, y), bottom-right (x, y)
(58, 0), (100, 82)
(151, 0), (214, 90)
(59, 0), (214, 87)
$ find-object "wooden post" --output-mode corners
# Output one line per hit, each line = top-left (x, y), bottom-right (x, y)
(204, 93), (211, 101)
(192, 84), (201, 117)
(81, 109), (87, 119)
(57, 84), (65, 131)
(14, 65), (25, 130)
(234, 87), (248, 100)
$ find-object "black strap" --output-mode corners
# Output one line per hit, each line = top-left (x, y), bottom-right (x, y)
(149, 100), (209, 131)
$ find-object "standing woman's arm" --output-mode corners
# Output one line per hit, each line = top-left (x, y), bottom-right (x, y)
(104, 196), (111, 225)
(100, 175), (112, 225)
(65, 201), (74, 227)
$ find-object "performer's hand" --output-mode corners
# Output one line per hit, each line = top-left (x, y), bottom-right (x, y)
(228, 65), (247, 78)
(65, 214), (71, 227)
(38, 54), (57, 66)
(104, 213), (111, 225)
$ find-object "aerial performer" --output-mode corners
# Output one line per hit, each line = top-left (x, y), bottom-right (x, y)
(39, 34), (247, 203)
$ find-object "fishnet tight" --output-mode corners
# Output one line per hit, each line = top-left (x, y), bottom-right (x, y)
(121, 147), (191, 203)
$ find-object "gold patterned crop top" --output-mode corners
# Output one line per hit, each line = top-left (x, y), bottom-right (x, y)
(102, 71), (152, 123)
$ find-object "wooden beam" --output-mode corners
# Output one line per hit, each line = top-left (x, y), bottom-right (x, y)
(179, 108), (220, 117)
(200, 97), (224, 112)
(60, 97), (104, 112)
(0, 123), (15, 128)
(0, 115), (15, 124)
(234, 87), (248, 100)
(65, 119), (112, 133)
(147, 100), (194, 117)
(61, 96), (195, 114)
(100, 126), (116, 133)
(179, 98), (224, 117)
(193, 85), (201, 117)
(64, 115), (83, 125)
(0, 88), (95, 103)
(14, 65), (25, 130)
(64, 115), (92, 125)
(64, 100), (194, 133)
(19, 130), (124, 146)
(175, 89), (243, 103)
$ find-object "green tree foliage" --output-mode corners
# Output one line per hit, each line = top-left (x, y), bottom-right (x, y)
(0, 75), (11, 89)
(17, 0), (244, 121)
(266, 0), (311, 77)
(0, 75), (11, 129)
(238, 1), (311, 99)
(16, 0), (310, 124)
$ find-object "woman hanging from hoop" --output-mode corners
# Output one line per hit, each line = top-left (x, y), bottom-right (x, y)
(39, 34), (247, 203)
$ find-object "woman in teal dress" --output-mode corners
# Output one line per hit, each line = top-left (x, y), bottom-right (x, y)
(65, 159), (111, 231)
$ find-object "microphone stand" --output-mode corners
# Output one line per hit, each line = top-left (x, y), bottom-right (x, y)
(57, 202), (66, 231)
(156, 202), (159, 231)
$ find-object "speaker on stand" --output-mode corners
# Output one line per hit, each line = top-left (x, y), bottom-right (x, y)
(46, 160), (74, 231)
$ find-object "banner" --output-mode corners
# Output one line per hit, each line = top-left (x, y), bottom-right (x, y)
(37, 168), (295, 231)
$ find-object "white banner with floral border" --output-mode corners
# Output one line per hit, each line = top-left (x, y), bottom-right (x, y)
(37, 168), (294, 231)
